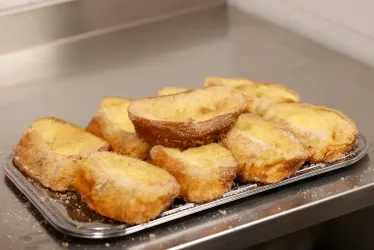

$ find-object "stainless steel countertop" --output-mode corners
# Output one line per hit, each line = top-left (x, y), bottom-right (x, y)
(1, 5), (374, 250)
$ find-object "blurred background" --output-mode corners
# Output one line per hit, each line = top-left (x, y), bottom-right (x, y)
(2, 0), (374, 67)
(0, 0), (50, 11)
(232, 0), (374, 68)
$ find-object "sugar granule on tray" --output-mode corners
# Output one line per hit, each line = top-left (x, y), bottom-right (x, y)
(219, 210), (227, 215)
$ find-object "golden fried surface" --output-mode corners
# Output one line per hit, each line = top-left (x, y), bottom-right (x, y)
(263, 103), (358, 163)
(73, 151), (180, 224)
(87, 97), (151, 159)
(128, 86), (247, 147)
(157, 87), (189, 96)
(204, 77), (255, 87)
(13, 117), (109, 191)
(204, 77), (300, 115)
(150, 143), (237, 203)
(223, 114), (309, 184)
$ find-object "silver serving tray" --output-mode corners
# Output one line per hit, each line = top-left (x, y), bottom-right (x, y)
(3, 134), (369, 239)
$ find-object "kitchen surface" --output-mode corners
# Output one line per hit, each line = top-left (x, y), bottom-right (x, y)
(1, 2), (374, 250)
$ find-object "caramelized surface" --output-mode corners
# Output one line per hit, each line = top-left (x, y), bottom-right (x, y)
(13, 117), (109, 191)
(223, 114), (309, 184)
(204, 77), (300, 115)
(157, 87), (189, 96)
(32, 118), (107, 156)
(263, 103), (358, 162)
(87, 97), (150, 159)
(150, 144), (237, 203)
(204, 77), (255, 87)
(74, 152), (180, 224)
(99, 97), (135, 133)
(129, 86), (246, 122)
(89, 151), (172, 183)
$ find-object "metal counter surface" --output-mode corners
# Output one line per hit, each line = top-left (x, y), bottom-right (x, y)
(1, 5), (374, 250)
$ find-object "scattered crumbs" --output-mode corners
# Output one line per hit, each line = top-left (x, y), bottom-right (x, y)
(341, 177), (344, 181)
(149, 233), (156, 240)
(105, 243), (110, 247)
(76, 223), (82, 229)
(229, 226), (232, 229)
(62, 242), (69, 248)
(219, 210), (227, 215)
(278, 207), (281, 211)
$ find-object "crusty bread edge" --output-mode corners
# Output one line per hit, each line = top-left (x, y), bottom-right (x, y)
(128, 87), (247, 147)
(263, 103), (358, 163)
(86, 97), (151, 159)
(13, 117), (109, 191)
(149, 145), (237, 203)
(73, 152), (180, 224)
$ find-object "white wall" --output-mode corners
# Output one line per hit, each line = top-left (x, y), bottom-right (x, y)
(230, 0), (374, 67)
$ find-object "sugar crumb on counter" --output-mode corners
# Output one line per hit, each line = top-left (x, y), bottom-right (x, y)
(219, 210), (227, 215)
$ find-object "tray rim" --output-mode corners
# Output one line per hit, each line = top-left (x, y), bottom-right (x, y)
(3, 133), (370, 239)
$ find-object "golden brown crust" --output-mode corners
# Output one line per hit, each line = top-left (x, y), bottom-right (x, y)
(150, 144), (237, 203)
(73, 151), (180, 224)
(204, 77), (300, 115)
(128, 86), (247, 147)
(222, 114), (309, 184)
(13, 117), (109, 191)
(87, 97), (151, 160)
(157, 87), (189, 96)
(204, 77), (256, 87)
(263, 103), (358, 163)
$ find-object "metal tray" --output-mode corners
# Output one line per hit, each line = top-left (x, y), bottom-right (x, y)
(3, 134), (369, 239)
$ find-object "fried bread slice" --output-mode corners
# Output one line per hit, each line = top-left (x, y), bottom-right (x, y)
(222, 114), (309, 184)
(157, 87), (189, 96)
(13, 117), (109, 191)
(204, 77), (255, 88)
(128, 86), (247, 147)
(73, 151), (180, 224)
(204, 77), (300, 115)
(150, 143), (238, 203)
(87, 97), (151, 160)
(263, 103), (358, 163)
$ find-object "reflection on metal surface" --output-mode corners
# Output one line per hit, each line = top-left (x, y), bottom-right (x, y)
(0, 4), (228, 106)
(0, 0), (225, 55)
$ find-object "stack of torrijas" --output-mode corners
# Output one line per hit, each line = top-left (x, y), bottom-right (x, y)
(13, 77), (358, 225)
